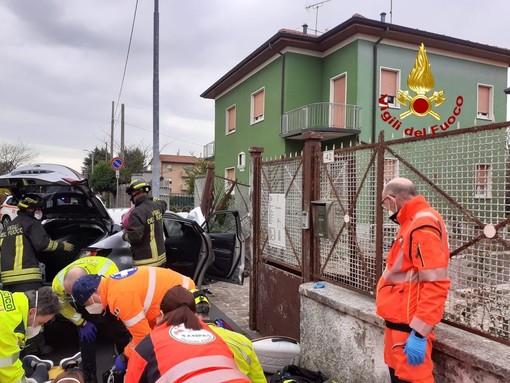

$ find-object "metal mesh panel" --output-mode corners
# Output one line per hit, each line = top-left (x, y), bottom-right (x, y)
(318, 148), (378, 292)
(260, 157), (303, 269)
(387, 127), (510, 341)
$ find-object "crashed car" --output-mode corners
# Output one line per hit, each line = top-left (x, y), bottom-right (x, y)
(0, 163), (245, 288)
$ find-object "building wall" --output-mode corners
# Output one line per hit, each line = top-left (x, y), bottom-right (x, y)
(160, 162), (192, 193)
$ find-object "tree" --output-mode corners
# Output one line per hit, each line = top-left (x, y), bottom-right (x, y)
(184, 157), (213, 195)
(81, 146), (109, 177)
(0, 140), (39, 175)
(88, 161), (116, 194)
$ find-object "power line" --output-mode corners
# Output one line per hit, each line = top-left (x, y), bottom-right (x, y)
(113, 0), (139, 125)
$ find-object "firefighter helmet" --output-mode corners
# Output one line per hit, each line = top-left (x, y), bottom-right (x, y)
(126, 178), (151, 195)
(18, 194), (43, 210)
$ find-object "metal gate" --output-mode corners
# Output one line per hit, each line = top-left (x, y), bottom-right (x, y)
(251, 123), (510, 344)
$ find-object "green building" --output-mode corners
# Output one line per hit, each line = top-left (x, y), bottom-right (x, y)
(201, 15), (510, 185)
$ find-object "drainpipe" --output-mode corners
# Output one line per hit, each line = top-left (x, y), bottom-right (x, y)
(269, 43), (286, 134)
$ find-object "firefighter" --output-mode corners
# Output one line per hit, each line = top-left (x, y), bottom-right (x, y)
(192, 289), (267, 383)
(125, 285), (250, 383)
(0, 194), (75, 291)
(52, 256), (130, 383)
(0, 286), (61, 383)
(122, 179), (167, 267)
(0, 194), (74, 356)
(70, 266), (196, 373)
(377, 178), (450, 383)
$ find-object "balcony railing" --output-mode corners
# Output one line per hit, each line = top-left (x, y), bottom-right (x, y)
(281, 102), (362, 136)
(203, 141), (215, 158)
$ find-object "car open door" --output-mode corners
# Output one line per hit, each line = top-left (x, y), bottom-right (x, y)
(202, 210), (245, 285)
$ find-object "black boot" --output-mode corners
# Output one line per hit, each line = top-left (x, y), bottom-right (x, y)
(84, 370), (98, 383)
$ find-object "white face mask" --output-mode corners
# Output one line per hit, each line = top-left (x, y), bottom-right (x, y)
(27, 291), (42, 339)
(34, 210), (43, 220)
(85, 296), (103, 314)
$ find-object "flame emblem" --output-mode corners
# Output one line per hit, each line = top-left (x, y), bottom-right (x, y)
(397, 43), (446, 120)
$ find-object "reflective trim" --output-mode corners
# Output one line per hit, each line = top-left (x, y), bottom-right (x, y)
(132, 253), (166, 267)
(413, 212), (437, 220)
(15, 235), (23, 270)
(123, 267), (157, 328)
(180, 368), (248, 383)
(97, 260), (114, 276)
(182, 276), (191, 289)
(410, 316), (434, 337)
(1, 268), (42, 283)
(44, 239), (59, 252)
(149, 221), (158, 259)
(417, 267), (449, 282)
(156, 355), (241, 383)
(0, 353), (19, 367)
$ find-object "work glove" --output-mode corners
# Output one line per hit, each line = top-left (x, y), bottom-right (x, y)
(79, 321), (97, 343)
(404, 330), (427, 366)
(114, 354), (128, 372)
(62, 241), (75, 252)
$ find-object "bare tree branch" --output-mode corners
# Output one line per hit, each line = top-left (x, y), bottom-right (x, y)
(0, 140), (39, 174)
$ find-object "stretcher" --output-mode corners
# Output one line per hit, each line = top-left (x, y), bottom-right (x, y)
(252, 336), (301, 374)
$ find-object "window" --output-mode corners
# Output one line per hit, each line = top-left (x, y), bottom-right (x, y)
(237, 152), (246, 172)
(225, 167), (236, 193)
(475, 164), (492, 198)
(251, 88), (265, 123)
(166, 164), (173, 170)
(383, 158), (399, 185)
(477, 84), (493, 120)
(380, 68), (399, 107)
(226, 105), (236, 134)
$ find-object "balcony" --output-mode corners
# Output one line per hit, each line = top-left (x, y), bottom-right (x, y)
(281, 102), (362, 140)
(203, 141), (215, 159)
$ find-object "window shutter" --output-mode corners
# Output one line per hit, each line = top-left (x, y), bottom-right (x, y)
(478, 86), (490, 114)
(253, 90), (264, 119)
(381, 70), (397, 97)
(228, 107), (236, 132)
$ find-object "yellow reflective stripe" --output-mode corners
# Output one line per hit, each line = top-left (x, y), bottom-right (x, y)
(44, 239), (59, 251)
(97, 260), (114, 276)
(149, 221), (158, 259)
(132, 254), (166, 267)
(159, 355), (241, 382)
(0, 353), (19, 367)
(15, 235), (23, 270)
(1, 268), (42, 283)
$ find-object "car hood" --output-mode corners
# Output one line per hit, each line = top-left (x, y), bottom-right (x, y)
(0, 163), (112, 223)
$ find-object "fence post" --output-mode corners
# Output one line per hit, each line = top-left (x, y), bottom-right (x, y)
(302, 132), (323, 283)
(249, 147), (264, 331)
(200, 164), (215, 218)
(375, 131), (385, 289)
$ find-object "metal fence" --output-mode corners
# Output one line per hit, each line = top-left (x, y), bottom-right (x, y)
(254, 122), (510, 343)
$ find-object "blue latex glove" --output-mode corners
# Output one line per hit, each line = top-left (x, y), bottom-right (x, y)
(404, 330), (427, 366)
(114, 354), (127, 372)
(79, 321), (97, 343)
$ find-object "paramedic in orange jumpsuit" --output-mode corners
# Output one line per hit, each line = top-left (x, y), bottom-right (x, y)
(376, 178), (450, 383)
(125, 285), (250, 383)
(71, 266), (195, 373)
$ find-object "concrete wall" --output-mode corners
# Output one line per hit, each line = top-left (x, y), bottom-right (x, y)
(299, 283), (510, 383)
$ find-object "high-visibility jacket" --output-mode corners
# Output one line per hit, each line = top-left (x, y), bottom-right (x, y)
(97, 266), (195, 358)
(52, 256), (119, 326)
(0, 290), (29, 383)
(125, 321), (250, 383)
(0, 211), (67, 286)
(206, 322), (266, 383)
(376, 195), (451, 337)
(123, 196), (167, 267)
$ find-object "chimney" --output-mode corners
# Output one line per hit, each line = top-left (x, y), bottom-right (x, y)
(380, 12), (387, 23)
(302, 23), (308, 34)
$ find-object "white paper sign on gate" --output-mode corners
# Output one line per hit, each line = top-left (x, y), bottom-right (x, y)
(268, 193), (286, 249)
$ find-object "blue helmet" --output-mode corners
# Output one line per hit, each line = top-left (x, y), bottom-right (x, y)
(72, 274), (101, 306)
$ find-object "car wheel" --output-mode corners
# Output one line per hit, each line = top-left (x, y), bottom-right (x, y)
(2, 216), (11, 226)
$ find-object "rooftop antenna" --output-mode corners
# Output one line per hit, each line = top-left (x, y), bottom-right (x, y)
(305, 0), (332, 35)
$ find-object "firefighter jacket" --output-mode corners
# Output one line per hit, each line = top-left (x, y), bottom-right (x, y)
(125, 320), (250, 383)
(206, 322), (266, 383)
(97, 266), (195, 358)
(123, 196), (167, 267)
(52, 256), (119, 326)
(0, 290), (29, 383)
(376, 195), (451, 337)
(0, 211), (66, 286)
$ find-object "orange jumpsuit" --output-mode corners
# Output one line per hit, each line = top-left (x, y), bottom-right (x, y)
(97, 266), (195, 358)
(376, 195), (450, 383)
(125, 320), (250, 383)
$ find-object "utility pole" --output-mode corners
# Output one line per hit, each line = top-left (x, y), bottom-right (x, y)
(110, 101), (114, 159)
(121, 103), (125, 159)
(152, 0), (161, 197)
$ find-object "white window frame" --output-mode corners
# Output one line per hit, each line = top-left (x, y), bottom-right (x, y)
(476, 83), (493, 120)
(226, 104), (237, 135)
(474, 163), (492, 199)
(379, 67), (400, 109)
(251, 87), (265, 124)
(237, 152), (246, 172)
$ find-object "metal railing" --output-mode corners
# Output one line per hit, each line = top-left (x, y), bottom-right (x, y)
(281, 102), (362, 135)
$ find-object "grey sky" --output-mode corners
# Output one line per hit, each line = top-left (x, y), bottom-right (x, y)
(1, 0), (509, 172)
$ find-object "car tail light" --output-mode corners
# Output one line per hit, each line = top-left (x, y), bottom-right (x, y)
(79, 248), (112, 257)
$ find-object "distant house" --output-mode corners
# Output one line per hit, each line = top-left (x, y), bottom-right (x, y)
(201, 14), (510, 185)
(158, 154), (196, 193)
